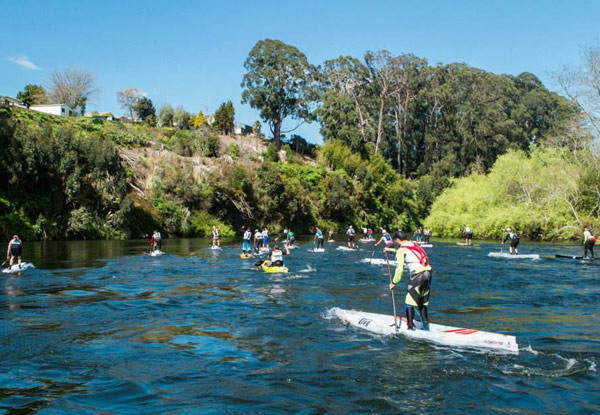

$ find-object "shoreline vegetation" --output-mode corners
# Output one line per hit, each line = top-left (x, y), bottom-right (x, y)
(2, 40), (599, 242)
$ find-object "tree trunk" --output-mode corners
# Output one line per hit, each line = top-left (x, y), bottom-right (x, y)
(375, 97), (385, 153)
(273, 116), (282, 149)
(394, 107), (403, 175)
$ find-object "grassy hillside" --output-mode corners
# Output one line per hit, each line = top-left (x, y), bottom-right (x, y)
(0, 106), (419, 240)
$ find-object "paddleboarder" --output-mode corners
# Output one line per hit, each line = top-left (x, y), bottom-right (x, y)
(502, 228), (520, 255)
(242, 227), (252, 255)
(463, 225), (472, 246)
(384, 231), (432, 331)
(583, 226), (596, 259)
(7, 235), (22, 268)
(314, 227), (324, 249)
(347, 225), (356, 248)
(150, 230), (162, 252)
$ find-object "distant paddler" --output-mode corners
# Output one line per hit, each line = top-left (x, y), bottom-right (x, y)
(286, 229), (296, 247)
(583, 226), (596, 259)
(347, 225), (356, 248)
(253, 228), (262, 253)
(423, 228), (431, 244)
(328, 229), (335, 242)
(502, 228), (520, 255)
(374, 227), (394, 253)
(7, 235), (23, 268)
(211, 226), (220, 248)
(262, 227), (269, 250)
(463, 225), (473, 246)
(314, 227), (325, 249)
(242, 226), (253, 256)
(384, 231), (432, 331)
(150, 230), (162, 252)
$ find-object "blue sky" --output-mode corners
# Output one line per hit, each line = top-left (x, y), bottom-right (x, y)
(1, 0), (599, 143)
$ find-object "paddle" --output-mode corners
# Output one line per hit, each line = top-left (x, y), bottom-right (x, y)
(254, 260), (265, 267)
(384, 251), (399, 333)
(1, 260), (6, 268)
(500, 230), (504, 255)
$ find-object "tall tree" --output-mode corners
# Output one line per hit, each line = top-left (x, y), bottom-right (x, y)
(116, 88), (143, 120)
(241, 39), (317, 148)
(16, 84), (48, 108)
(173, 106), (190, 129)
(158, 103), (175, 127)
(213, 101), (235, 135)
(48, 67), (98, 115)
(134, 97), (156, 125)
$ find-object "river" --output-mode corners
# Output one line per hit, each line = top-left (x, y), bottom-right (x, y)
(0, 238), (598, 414)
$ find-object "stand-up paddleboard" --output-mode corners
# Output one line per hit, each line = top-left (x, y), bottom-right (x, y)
(309, 248), (326, 253)
(2, 262), (35, 274)
(456, 242), (473, 246)
(488, 252), (540, 260)
(419, 244), (433, 248)
(555, 254), (596, 260)
(148, 250), (164, 257)
(327, 240), (335, 243)
(359, 238), (375, 243)
(330, 308), (518, 354)
(337, 246), (358, 251)
(209, 245), (222, 250)
(361, 258), (398, 266)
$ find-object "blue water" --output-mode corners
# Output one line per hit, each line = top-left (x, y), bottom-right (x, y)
(0, 239), (598, 414)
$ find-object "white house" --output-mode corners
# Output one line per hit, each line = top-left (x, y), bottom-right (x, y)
(30, 104), (73, 117)
(233, 123), (253, 135)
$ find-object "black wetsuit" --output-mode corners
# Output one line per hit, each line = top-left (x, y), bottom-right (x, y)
(503, 232), (520, 251)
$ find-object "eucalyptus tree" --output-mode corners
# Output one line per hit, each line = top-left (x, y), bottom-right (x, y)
(241, 39), (318, 148)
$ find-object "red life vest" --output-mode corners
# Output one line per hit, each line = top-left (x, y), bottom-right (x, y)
(405, 243), (429, 267)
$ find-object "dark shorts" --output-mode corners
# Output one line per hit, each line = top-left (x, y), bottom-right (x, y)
(349, 235), (355, 242)
(406, 270), (432, 307)
(510, 237), (520, 249)
(10, 244), (22, 257)
(466, 232), (472, 238)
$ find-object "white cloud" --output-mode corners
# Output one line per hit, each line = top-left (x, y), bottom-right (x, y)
(7, 56), (41, 70)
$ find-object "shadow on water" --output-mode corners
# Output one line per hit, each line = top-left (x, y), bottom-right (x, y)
(0, 238), (598, 414)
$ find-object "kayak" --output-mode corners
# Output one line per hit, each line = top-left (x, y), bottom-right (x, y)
(361, 258), (398, 266)
(240, 253), (252, 259)
(260, 261), (288, 274)
(2, 262), (35, 274)
(330, 308), (518, 354)
(488, 252), (540, 260)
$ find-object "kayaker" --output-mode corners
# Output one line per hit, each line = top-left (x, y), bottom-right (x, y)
(502, 228), (520, 255)
(262, 227), (269, 250)
(150, 230), (162, 251)
(7, 235), (22, 268)
(211, 226), (220, 247)
(314, 227), (324, 249)
(375, 228), (394, 252)
(583, 226), (596, 259)
(463, 225), (472, 246)
(242, 227), (252, 255)
(384, 230), (432, 331)
(328, 229), (334, 242)
(347, 225), (356, 248)
(268, 244), (290, 267)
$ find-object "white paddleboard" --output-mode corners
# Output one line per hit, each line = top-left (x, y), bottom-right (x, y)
(337, 246), (358, 251)
(2, 262), (35, 273)
(327, 240), (335, 243)
(419, 244), (433, 248)
(488, 252), (540, 260)
(361, 258), (398, 266)
(359, 238), (375, 243)
(330, 308), (518, 354)
(209, 246), (222, 250)
(309, 248), (326, 253)
(148, 250), (164, 257)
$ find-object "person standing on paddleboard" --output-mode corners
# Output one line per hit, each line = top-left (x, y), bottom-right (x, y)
(253, 229), (262, 253)
(375, 228), (394, 254)
(262, 227), (269, 250)
(7, 235), (22, 268)
(242, 227), (252, 255)
(463, 225), (472, 246)
(150, 230), (162, 252)
(347, 225), (356, 248)
(328, 229), (334, 242)
(502, 228), (520, 255)
(384, 231), (432, 331)
(211, 226), (220, 248)
(583, 226), (596, 259)
(314, 227), (324, 249)
(424, 228), (431, 244)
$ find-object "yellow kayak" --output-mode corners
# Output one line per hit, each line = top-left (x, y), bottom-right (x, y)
(260, 261), (288, 273)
